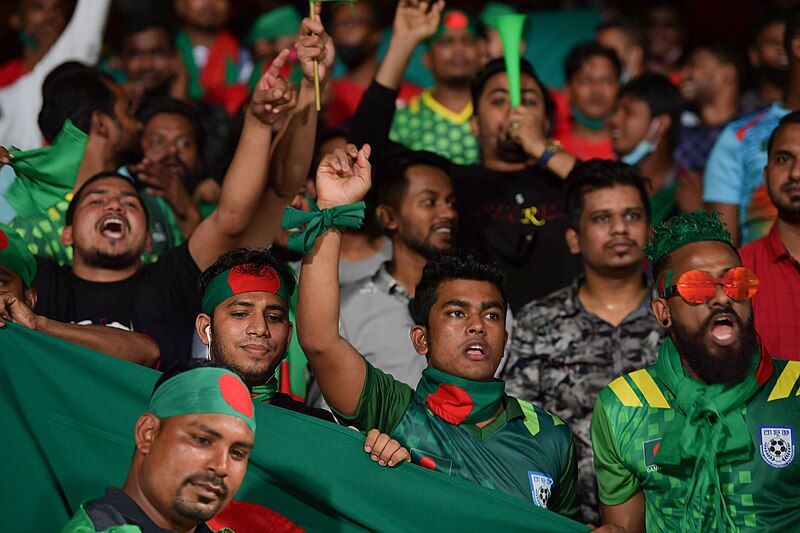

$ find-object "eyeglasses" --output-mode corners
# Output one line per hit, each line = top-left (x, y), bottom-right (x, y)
(662, 267), (760, 304)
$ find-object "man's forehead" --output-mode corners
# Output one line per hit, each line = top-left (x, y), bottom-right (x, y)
(670, 241), (741, 275)
(165, 413), (254, 441)
(772, 124), (800, 151)
(225, 290), (287, 306)
(584, 185), (645, 209)
(436, 279), (503, 303)
(145, 113), (194, 133)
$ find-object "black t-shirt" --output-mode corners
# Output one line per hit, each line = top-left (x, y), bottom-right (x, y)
(33, 243), (201, 370)
(348, 80), (582, 313)
(451, 164), (583, 312)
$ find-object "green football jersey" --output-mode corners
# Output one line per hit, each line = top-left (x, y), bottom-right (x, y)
(9, 190), (184, 266)
(337, 362), (580, 520)
(591, 360), (800, 531)
(389, 90), (480, 165)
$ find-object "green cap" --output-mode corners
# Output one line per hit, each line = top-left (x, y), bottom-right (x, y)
(479, 2), (518, 30)
(246, 6), (302, 45)
(428, 9), (480, 45)
(150, 367), (256, 435)
(0, 224), (37, 287)
(201, 264), (294, 315)
(644, 210), (734, 263)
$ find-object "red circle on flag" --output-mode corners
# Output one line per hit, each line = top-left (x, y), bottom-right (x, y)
(0, 229), (8, 251)
(426, 383), (474, 424)
(420, 456), (437, 470)
(228, 265), (281, 296)
(444, 11), (469, 30)
(218, 374), (254, 419)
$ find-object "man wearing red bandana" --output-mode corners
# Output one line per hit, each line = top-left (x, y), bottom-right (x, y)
(297, 143), (580, 520)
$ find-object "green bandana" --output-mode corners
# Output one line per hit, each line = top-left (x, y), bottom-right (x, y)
(0, 224), (37, 287)
(150, 367), (257, 435)
(251, 377), (279, 403)
(653, 337), (773, 531)
(6, 119), (88, 219)
(246, 6), (302, 45)
(281, 200), (366, 254)
(202, 264), (294, 315)
(415, 367), (506, 425)
(644, 210), (733, 263)
(427, 9), (480, 46)
(570, 104), (607, 132)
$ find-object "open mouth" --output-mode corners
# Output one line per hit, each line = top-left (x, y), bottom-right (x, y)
(708, 314), (737, 346)
(99, 217), (126, 240)
(465, 342), (488, 360)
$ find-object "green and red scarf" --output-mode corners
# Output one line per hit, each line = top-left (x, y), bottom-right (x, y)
(176, 30), (249, 114)
(416, 366), (506, 425)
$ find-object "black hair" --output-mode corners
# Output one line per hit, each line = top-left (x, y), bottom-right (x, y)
(38, 62), (116, 143)
(65, 171), (143, 226)
(152, 359), (251, 396)
(767, 109), (800, 155)
(564, 41), (622, 82)
(471, 57), (555, 137)
(750, 9), (786, 46)
(692, 44), (745, 85)
(597, 17), (646, 49)
(370, 150), (452, 209)
(564, 159), (651, 231)
(409, 249), (507, 329)
(116, 12), (176, 53)
(619, 73), (684, 149)
(137, 96), (207, 163)
(197, 247), (297, 303)
(785, 4), (800, 57)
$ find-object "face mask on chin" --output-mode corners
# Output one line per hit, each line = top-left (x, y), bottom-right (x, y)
(621, 117), (662, 166)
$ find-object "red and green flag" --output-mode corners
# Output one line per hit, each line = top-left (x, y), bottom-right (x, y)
(0, 323), (589, 532)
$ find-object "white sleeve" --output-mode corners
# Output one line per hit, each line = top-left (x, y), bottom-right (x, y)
(0, 0), (112, 149)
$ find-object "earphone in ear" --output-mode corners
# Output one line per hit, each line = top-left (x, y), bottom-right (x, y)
(205, 326), (212, 360)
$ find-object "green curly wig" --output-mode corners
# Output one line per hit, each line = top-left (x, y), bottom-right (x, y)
(644, 210), (734, 263)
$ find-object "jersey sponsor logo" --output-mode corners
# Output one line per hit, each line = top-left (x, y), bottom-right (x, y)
(528, 471), (553, 509)
(760, 426), (795, 468)
(643, 438), (662, 473)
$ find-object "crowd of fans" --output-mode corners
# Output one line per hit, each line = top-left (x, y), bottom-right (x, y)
(2, 0), (800, 531)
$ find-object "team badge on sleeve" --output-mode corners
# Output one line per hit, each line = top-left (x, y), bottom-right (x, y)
(760, 427), (795, 468)
(528, 471), (553, 508)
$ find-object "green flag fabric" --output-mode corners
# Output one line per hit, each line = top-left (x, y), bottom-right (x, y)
(0, 323), (588, 532)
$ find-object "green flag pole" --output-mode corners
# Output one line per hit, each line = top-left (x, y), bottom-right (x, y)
(496, 14), (527, 107)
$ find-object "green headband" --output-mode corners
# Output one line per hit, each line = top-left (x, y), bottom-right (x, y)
(479, 2), (518, 30)
(0, 224), (37, 287)
(202, 264), (293, 315)
(428, 9), (480, 45)
(149, 367), (256, 435)
(246, 6), (302, 45)
(644, 210), (734, 263)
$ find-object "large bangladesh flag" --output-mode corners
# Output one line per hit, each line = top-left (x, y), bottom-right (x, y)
(0, 323), (589, 532)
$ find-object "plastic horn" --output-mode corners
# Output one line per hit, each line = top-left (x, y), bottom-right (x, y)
(496, 14), (526, 107)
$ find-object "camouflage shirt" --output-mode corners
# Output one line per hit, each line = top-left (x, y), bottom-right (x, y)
(501, 276), (664, 522)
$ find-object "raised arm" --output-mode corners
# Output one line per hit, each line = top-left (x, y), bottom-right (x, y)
(241, 14), (335, 249)
(297, 144), (372, 416)
(0, 292), (158, 367)
(188, 50), (296, 270)
(349, 0), (442, 155)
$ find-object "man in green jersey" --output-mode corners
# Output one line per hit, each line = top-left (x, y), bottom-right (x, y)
(296, 143), (580, 520)
(591, 209), (800, 532)
(387, 3), (482, 165)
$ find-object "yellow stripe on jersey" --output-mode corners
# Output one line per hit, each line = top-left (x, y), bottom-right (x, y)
(768, 361), (800, 401)
(629, 369), (670, 409)
(518, 399), (541, 437)
(608, 376), (643, 407)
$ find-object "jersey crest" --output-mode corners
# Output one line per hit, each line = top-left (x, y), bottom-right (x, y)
(528, 471), (553, 508)
(760, 426), (795, 468)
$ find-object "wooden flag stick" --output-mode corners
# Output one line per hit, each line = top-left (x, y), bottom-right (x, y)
(310, 1), (321, 111)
